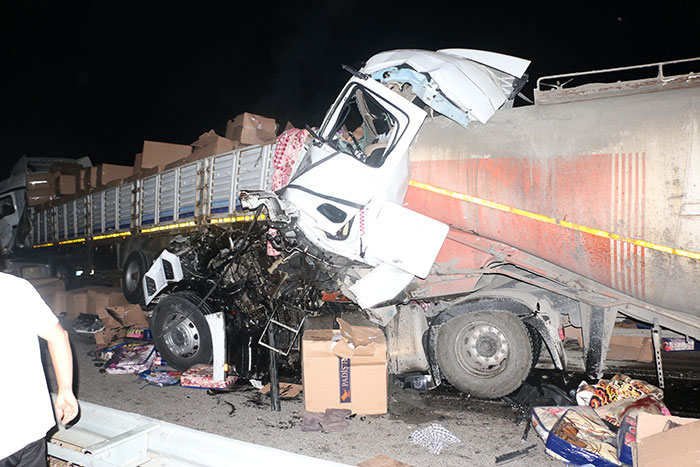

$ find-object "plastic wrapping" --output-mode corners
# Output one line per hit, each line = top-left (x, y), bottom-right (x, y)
(105, 344), (157, 375)
(532, 406), (595, 443)
(545, 408), (621, 466)
(575, 374), (662, 408)
(595, 394), (670, 427)
(616, 415), (636, 466)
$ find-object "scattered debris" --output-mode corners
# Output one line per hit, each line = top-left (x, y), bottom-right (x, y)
(495, 444), (537, 465)
(259, 382), (302, 399)
(180, 364), (237, 389)
(138, 369), (181, 387)
(408, 423), (460, 455)
(104, 344), (157, 375)
(301, 408), (352, 433)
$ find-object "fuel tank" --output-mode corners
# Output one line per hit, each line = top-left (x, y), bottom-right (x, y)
(404, 81), (700, 315)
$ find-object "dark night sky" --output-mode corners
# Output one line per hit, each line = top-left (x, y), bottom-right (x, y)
(2, 2), (698, 179)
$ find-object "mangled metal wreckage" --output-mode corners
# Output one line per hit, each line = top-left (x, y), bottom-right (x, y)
(146, 49), (700, 399)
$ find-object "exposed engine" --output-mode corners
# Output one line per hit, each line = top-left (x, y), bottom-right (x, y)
(150, 217), (361, 377)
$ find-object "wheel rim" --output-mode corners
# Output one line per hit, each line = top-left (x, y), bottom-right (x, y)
(124, 260), (141, 292)
(163, 312), (200, 358)
(454, 321), (509, 377)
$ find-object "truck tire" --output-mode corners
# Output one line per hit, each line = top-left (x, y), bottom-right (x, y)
(436, 311), (532, 399)
(121, 250), (154, 304)
(151, 291), (213, 371)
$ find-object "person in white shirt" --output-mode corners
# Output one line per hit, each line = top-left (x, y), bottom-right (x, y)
(0, 273), (79, 467)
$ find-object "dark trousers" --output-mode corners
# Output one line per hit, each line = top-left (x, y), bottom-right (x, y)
(0, 438), (47, 467)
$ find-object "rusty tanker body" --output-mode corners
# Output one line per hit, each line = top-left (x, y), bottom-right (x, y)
(405, 73), (700, 320)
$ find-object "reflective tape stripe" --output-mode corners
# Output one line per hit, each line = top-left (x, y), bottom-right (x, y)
(409, 180), (700, 261)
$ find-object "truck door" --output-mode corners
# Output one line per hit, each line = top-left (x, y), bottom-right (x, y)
(282, 76), (426, 236)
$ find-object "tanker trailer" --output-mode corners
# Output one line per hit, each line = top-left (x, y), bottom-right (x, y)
(241, 50), (700, 398)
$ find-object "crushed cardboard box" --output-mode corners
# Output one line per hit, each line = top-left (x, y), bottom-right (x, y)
(87, 287), (129, 313)
(94, 304), (149, 347)
(302, 318), (387, 415)
(225, 112), (277, 146)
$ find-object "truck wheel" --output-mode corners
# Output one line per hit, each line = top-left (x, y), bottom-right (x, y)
(121, 250), (154, 304)
(151, 291), (213, 371)
(436, 311), (532, 399)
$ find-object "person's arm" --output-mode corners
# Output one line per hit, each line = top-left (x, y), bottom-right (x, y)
(38, 323), (79, 425)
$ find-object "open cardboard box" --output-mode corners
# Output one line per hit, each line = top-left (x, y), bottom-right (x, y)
(634, 413), (700, 466)
(302, 318), (387, 415)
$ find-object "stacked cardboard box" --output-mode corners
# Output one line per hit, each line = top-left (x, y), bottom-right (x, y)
(225, 112), (277, 146)
(134, 141), (192, 174)
(83, 164), (133, 189)
(185, 130), (235, 163)
(26, 173), (56, 206)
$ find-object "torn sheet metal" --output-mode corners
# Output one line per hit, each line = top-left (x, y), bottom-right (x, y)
(361, 49), (530, 125)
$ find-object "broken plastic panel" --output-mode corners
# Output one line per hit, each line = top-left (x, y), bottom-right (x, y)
(361, 48), (530, 125)
(143, 249), (184, 305)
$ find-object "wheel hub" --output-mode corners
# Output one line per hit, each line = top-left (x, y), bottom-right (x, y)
(125, 261), (140, 291)
(163, 312), (200, 358)
(455, 323), (509, 377)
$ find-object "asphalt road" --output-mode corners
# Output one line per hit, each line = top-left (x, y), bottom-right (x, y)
(43, 323), (569, 467)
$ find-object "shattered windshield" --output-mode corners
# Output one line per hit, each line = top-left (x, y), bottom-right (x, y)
(324, 85), (397, 168)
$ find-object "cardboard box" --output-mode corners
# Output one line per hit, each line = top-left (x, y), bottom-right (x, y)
(27, 194), (54, 206)
(225, 112), (277, 145)
(26, 173), (56, 201)
(563, 325), (583, 347)
(56, 174), (77, 195)
(50, 289), (68, 317)
(84, 166), (98, 189)
(65, 288), (90, 319)
(94, 304), (149, 347)
(186, 130), (234, 163)
(302, 319), (387, 415)
(635, 413), (700, 466)
(607, 335), (653, 363)
(87, 287), (129, 314)
(96, 164), (133, 187)
(137, 141), (192, 172)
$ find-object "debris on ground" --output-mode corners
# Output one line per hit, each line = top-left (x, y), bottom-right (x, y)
(494, 444), (537, 465)
(138, 369), (181, 387)
(259, 382), (302, 399)
(301, 408), (352, 433)
(408, 423), (460, 455)
(104, 344), (157, 374)
(388, 378), (428, 416)
(180, 364), (237, 389)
